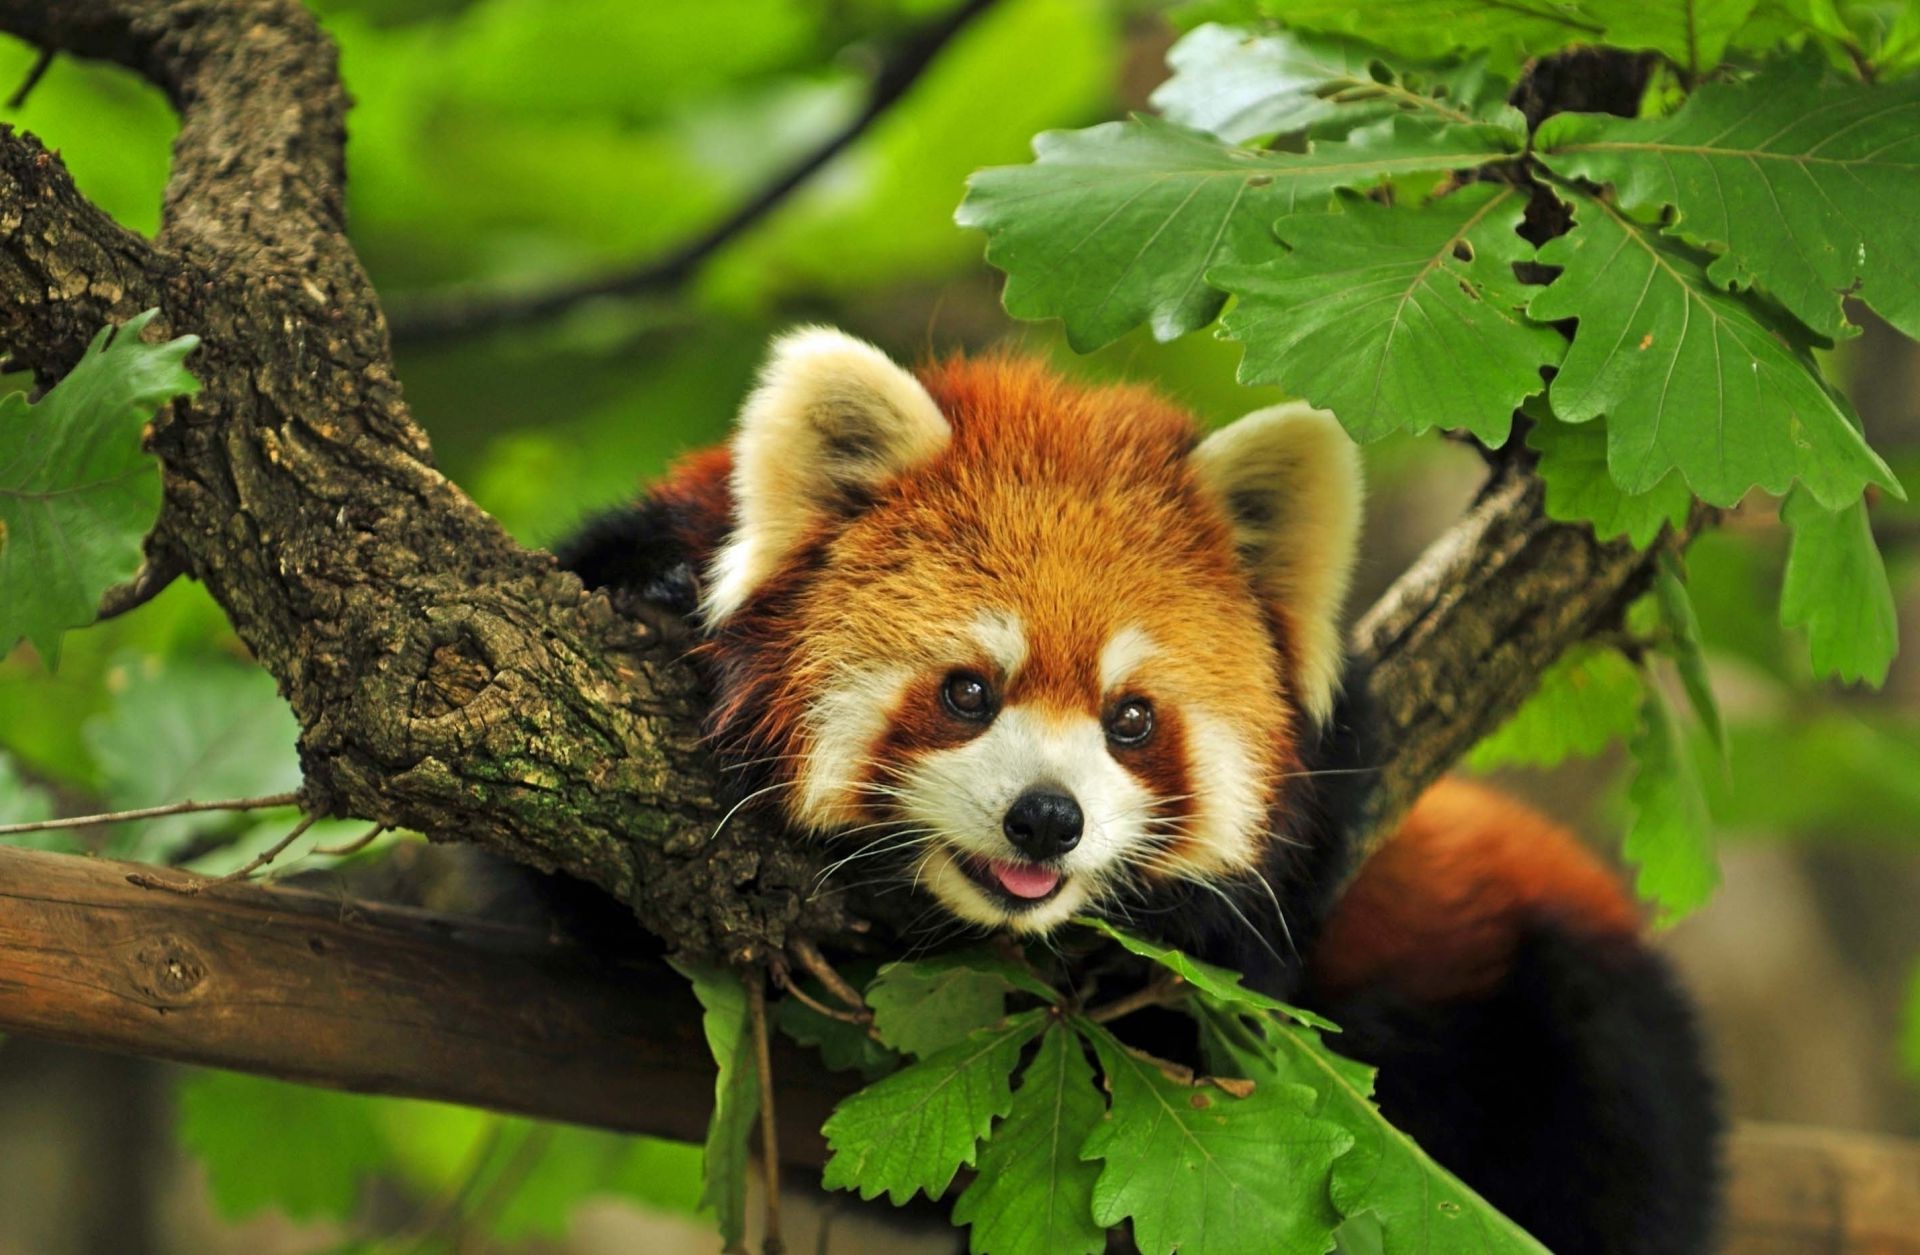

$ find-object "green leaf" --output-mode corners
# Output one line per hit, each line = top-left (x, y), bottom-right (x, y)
(778, 986), (901, 1080)
(1215, 184), (1561, 444)
(1079, 1018), (1351, 1255)
(1196, 1005), (1551, 1255)
(1153, 25), (1519, 144)
(1527, 187), (1899, 510)
(1253, 0), (1602, 70)
(0, 309), (197, 666)
(1466, 643), (1646, 770)
(868, 946), (1054, 1058)
(177, 1071), (387, 1223)
(957, 114), (1521, 351)
(1625, 687), (1720, 924)
(669, 959), (759, 1250)
(821, 1010), (1046, 1205)
(1537, 64), (1920, 341)
(1654, 553), (1728, 761)
(1580, 0), (1760, 74)
(83, 654), (302, 861)
(1079, 916), (1335, 1028)
(1781, 488), (1899, 686)
(951, 1022), (1106, 1255)
(1529, 413), (1694, 547)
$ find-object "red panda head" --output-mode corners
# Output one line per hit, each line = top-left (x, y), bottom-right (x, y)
(699, 328), (1363, 935)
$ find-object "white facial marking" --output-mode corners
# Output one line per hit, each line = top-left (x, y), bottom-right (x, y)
(1181, 710), (1265, 875)
(1098, 624), (1159, 694)
(793, 662), (912, 830)
(895, 706), (1157, 934)
(969, 610), (1028, 679)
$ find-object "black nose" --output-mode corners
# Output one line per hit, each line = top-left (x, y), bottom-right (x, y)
(1003, 790), (1083, 861)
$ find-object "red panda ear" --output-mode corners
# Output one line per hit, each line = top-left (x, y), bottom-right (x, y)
(703, 327), (950, 624)
(1192, 403), (1363, 725)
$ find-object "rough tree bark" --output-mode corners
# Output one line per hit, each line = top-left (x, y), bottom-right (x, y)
(0, 0), (1683, 965)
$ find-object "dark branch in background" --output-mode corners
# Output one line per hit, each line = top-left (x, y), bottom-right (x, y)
(5, 46), (51, 109)
(385, 0), (999, 345)
(2, 843), (1916, 1253)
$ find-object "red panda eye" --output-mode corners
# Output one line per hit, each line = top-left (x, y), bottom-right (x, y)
(942, 671), (995, 721)
(1106, 698), (1154, 746)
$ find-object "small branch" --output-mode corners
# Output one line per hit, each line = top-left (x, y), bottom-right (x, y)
(129, 811), (320, 895)
(386, 0), (999, 343)
(790, 938), (867, 1013)
(774, 964), (873, 1027)
(5, 47), (52, 109)
(314, 823), (388, 857)
(1086, 974), (1185, 1025)
(96, 552), (185, 621)
(749, 977), (786, 1255)
(0, 791), (302, 836)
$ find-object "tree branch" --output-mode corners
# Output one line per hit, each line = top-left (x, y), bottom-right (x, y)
(384, 0), (1000, 345)
(1, 844), (1912, 1252)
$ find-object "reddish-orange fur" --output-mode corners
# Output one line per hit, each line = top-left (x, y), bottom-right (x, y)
(1311, 778), (1642, 1003)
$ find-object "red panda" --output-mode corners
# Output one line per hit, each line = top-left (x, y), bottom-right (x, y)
(558, 329), (1720, 1255)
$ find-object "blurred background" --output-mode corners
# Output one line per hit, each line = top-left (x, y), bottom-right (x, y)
(0, 0), (1917, 1251)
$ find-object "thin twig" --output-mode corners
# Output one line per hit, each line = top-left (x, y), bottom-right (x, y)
(1086, 974), (1185, 1025)
(131, 812), (319, 895)
(0, 791), (302, 836)
(5, 48), (53, 110)
(748, 977), (785, 1255)
(96, 553), (185, 621)
(788, 938), (866, 1014)
(775, 969), (872, 1027)
(314, 823), (388, 857)
(386, 0), (998, 343)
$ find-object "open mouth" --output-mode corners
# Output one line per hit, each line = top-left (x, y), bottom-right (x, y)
(957, 852), (1066, 909)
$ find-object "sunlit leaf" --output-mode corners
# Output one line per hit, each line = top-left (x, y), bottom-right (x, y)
(1466, 643), (1645, 770)
(1080, 917), (1334, 1028)
(821, 1010), (1046, 1205)
(1580, 0), (1760, 74)
(1528, 413), (1693, 547)
(1538, 64), (1920, 340)
(1153, 24), (1520, 143)
(958, 115), (1520, 350)
(1216, 184), (1561, 444)
(1079, 1019), (1351, 1255)
(951, 1022), (1106, 1255)
(1527, 186), (1899, 510)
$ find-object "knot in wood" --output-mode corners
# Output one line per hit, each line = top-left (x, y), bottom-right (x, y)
(129, 934), (210, 1006)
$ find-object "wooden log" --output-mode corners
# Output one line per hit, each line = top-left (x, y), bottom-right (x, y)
(0, 844), (851, 1163)
(3, 844), (1916, 1249)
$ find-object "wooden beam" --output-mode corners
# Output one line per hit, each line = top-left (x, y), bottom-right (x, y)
(0, 845), (851, 1163)
(3, 845), (1916, 1250)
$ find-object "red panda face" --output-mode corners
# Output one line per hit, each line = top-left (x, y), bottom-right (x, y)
(700, 330), (1362, 935)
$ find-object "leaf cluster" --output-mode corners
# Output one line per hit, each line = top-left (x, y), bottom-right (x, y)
(709, 930), (1552, 1254)
(958, 1), (1920, 931)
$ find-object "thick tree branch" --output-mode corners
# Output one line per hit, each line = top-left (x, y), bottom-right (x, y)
(385, 0), (1000, 344)
(1, 845), (1913, 1253)
(0, 0), (834, 963)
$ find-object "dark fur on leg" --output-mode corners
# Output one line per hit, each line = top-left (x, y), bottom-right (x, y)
(1311, 921), (1722, 1255)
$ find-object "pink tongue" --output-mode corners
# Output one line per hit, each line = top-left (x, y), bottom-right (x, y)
(990, 859), (1062, 900)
